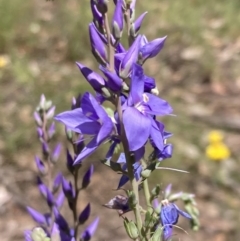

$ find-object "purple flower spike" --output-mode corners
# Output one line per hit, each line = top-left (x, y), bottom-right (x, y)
(55, 92), (114, 164)
(35, 156), (46, 175)
(89, 23), (108, 66)
(160, 202), (191, 240)
(79, 203), (91, 224)
(62, 177), (75, 199)
(139, 36), (167, 63)
(51, 143), (62, 163)
(120, 34), (141, 78)
(81, 217), (99, 241)
(26, 207), (47, 225)
(131, 12), (148, 36)
(76, 62), (106, 93)
(82, 164), (94, 189)
(112, 0), (124, 41)
(99, 65), (122, 91)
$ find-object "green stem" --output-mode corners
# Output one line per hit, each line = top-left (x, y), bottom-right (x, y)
(103, 13), (114, 71)
(142, 160), (151, 208)
(116, 97), (143, 237)
(73, 167), (80, 239)
(143, 178), (151, 208)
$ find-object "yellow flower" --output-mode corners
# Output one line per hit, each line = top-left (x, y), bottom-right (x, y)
(208, 130), (223, 143)
(205, 130), (230, 161)
(0, 55), (10, 68)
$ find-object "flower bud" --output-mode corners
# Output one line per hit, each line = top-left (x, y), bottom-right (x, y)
(79, 203), (91, 224)
(76, 62), (106, 93)
(96, 0), (108, 14)
(127, 191), (137, 209)
(34, 112), (43, 127)
(112, 0), (124, 41)
(80, 217), (99, 241)
(35, 156), (47, 175)
(51, 143), (62, 163)
(62, 177), (75, 200)
(53, 173), (62, 193)
(124, 219), (139, 239)
(89, 23), (108, 66)
(99, 65), (123, 92)
(120, 35), (141, 78)
(82, 164), (94, 189)
(26, 207), (47, 226)
(130, 12), (147, 38)
(51, 223), (61, 241)
(141, 168), (151, 178)
(46, 106), (56, 120)
(48, 122), (55, 139)
(139, 36), (167, 64)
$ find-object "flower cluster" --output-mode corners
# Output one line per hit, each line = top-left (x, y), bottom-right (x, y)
(25, 0), (199, 240)
(25, 96), (98, 241)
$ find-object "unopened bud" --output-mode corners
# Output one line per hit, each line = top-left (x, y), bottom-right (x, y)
(124, 219), (139, 239)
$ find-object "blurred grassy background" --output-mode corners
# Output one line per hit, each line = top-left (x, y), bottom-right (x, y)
(0, 0), (240, 240)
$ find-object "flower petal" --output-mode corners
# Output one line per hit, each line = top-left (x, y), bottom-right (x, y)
(73, 136), (98, 164)
(123, 107), (151, 151)
(117, 175), (129, 189)
(146, 93), (173, 116)
(173, 203), (192, 219)
(150, 119), (164, 151)
(96, 116), (113, 144)
(129, 64), (145, 105)
(55, 108), (89, 132)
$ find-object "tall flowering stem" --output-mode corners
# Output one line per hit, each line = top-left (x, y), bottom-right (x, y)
(53, 0), (200, 240)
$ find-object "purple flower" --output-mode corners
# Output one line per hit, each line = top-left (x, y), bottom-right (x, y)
(90, 0), (104, 31)
(24, 230), (33, 241)
(139, 36), (167, 64)
(103, 195), (131, 215)
(26, 207), (50, 226)
(80, 217), (99, 241)
(160, 202), (191, 240)
(89, 23), (108, 66)
(62, 177), (75, 199)
(116, 149), (144, 189)
(119, 35), (141, 78)
(51, 143), (62, 163)
(55, 92), (114, 164)
(99, 65), (123, 91)
(76, 62), (106, 93)
(35, 156), (46, 175)
(122, 64), (172, 151)
(53, 172), (62, 193)
(82, 164), (94, 188)
(79, 203), (91, 224)
(131, 12), (148, 36)
(112, 0), (124, 40)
